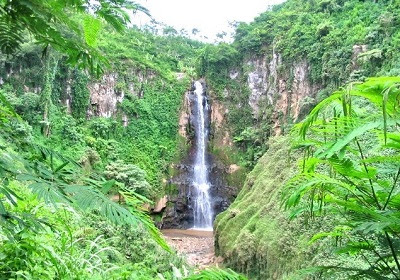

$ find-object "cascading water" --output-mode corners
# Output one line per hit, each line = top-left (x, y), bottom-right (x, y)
(192, 81), (213, 229)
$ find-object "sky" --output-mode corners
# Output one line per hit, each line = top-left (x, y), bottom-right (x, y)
(133, 0), (285, 42)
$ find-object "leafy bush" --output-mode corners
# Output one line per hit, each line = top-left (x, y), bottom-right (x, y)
(60, 115), (84, 144)
(105, 160), (154, 198)
(79, 148), (101, 170)
(89, 117), (114, 139)
(0, 182), (185, 279)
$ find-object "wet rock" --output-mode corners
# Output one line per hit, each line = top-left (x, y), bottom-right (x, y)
(153, 196), (168, 213)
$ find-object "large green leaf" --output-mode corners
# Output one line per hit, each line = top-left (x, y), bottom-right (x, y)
(83, 15), (101, 47)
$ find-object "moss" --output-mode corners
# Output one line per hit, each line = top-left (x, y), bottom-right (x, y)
(152, 213), (163, 223)
(211, 146), (239, 166)
(166, 201), (174, 208)
(214, 135), (338, 279)
(226, 167), (247, 191)
(165, 184), (179, 196)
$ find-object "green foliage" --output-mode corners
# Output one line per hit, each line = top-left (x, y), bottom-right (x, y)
(40, 56), (59, 136)
(197, 44), (239, 76)
(98, 26), (203, 79)
(184, 268), (247, 280)
(1, 13), (201, 189)
(230, 0), (400, 85)
(89, 117), (115, 139)
(117, 79), (189, 186)
(0, 92), (169, 250)
(79, 148), (101, 170)
(0, 8), (213, 277)
(71, 69), (90, 119)
(0, 0), (149, 75)
(59, 115), (84, 144)
(284, 77), (400, 278)
(105, 160), (154, 198)
(0, 183), (183, 279)
(197, 0), (400, 168)
(233, 126), (270, 167)
(197, 44), (239, 96)
(214, 136), (334, 279)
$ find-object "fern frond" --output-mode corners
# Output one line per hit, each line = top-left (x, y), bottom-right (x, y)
(64, 184), (170, 251)
(299, 91), (343, 139)
(28, 182), (70, 205)
(30, 143), (81, 168)
(0, 15), (24, 54)
(320, 119), (384, 158)
(121, 187), (170, 251)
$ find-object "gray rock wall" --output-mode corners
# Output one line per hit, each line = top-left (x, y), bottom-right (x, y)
(226, 44), (369, 135)
(244, 51), (319, 135)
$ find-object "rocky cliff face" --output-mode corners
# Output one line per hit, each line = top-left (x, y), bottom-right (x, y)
(87, 73), (123, 118)
(210, 100), (233, 147)
(85, 69), (157, 120)
(226, 44), (369, 136)
(0, 61), (158, 122)
(212, 44), (371, 278)
(230, 50), (320, 135)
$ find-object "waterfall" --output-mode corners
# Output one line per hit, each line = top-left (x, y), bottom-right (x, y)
(192, 81), (213, 229)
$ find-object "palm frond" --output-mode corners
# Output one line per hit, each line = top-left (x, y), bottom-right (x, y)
(298, 90), (343, 139)
(30, 143), (81, 168)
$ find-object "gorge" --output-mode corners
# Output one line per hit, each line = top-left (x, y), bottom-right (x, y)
(1, 0), (400, 279)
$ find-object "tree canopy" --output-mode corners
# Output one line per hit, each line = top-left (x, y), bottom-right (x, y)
(0, 0), (149, 75)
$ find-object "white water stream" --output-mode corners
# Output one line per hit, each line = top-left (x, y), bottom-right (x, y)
(192, 81), (213, 230)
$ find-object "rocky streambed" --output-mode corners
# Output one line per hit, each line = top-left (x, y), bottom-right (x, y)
(162, 229), (222, 269)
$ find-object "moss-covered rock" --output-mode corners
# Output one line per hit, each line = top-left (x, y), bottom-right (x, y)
(214, 136), (334, 279)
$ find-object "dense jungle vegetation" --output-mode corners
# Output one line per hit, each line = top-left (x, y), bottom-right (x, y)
(206, 0), (400, 279)
(0, 0), (227, 279)
(1, 0), (400, 279)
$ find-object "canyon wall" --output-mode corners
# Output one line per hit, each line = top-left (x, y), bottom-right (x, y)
(85, 69), (158, 120)
(225, 51), (320, 136)
(215, 43), (369, 139)
(211, 39), (371, 280)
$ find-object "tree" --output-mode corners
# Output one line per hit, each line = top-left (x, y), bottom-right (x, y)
(0, 0), (149, 75)
(284, 77), (400, 279)
(191, 28), (200, 36)
(105, 160), (153, 198)
(163, 26), (178, 36)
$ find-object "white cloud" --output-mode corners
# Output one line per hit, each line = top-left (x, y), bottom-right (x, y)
(133, 0), (285, 41)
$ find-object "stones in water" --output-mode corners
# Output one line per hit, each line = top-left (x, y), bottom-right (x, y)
(192, 81), (213, 229)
